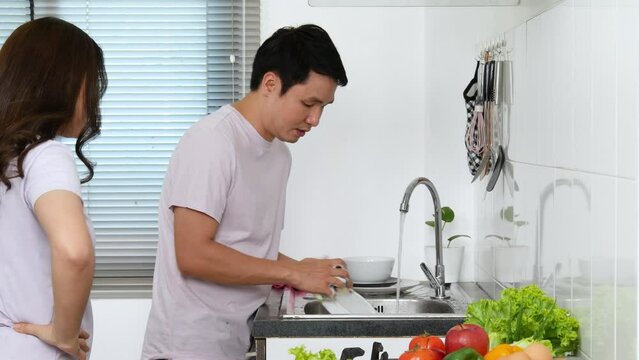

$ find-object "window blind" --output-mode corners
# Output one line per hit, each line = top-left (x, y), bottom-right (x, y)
(0, 1), (30, 42)
(0, 1), (259, 296)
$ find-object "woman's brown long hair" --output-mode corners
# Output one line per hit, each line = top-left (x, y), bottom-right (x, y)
(0, 17), (107, 189)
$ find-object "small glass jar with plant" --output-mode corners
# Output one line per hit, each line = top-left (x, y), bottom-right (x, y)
(490, 206), (531, 284)
(424, 206), (470, 283)
(425, 206), (471, 247)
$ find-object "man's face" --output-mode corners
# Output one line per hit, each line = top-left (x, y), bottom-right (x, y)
(265, 71), (338, 143)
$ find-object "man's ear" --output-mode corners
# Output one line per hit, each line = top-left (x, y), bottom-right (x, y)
(260, 71), (281, 95)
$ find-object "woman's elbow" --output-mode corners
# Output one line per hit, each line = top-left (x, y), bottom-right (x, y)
(58, 244), (95, 270)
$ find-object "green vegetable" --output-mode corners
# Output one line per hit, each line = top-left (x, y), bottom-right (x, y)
(465, 284), (580, 356)
(510, 336), (554, 352)
(288, 345), (338, 360)
(443, 347), (483, 360)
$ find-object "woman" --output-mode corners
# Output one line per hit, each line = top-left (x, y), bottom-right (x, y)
(0, 17), (107, 360)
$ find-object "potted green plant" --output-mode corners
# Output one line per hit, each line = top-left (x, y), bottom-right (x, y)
(424, 206), (470, 283)
(490, 206), (531, 284)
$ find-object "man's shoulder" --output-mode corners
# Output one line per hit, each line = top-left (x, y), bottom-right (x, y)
(191, 106), (236, 133)
(191, 105), (249, 145)
(181, 107), (237, 147)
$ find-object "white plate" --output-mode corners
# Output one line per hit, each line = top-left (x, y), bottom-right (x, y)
(352, 277), (398, 287)
(323, 288), (377, 314)
(352, 279), (420, 296)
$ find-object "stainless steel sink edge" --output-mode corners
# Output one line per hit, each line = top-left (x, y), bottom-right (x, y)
(280, 282), (478, 319)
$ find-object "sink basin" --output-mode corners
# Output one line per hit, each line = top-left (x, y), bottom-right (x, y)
(367, 298), (455, 314)
(254, 283), (489, 342)
(278, 283), (472, 319)
(260, 283), (485, 339)
(304, 298), (454, 315)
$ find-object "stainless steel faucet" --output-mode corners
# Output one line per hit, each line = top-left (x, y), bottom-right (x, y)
(399, 177), (448, 299)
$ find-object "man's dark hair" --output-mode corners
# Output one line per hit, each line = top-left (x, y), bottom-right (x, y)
(250, 24), (347, 94)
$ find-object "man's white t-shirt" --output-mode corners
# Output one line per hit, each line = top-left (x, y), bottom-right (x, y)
(142, 105), (291, 360)
(0, 140), (94, 360)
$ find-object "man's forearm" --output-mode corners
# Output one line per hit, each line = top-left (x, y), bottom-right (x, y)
(178, 241), (294, 286)
(277, 252), (298, 264)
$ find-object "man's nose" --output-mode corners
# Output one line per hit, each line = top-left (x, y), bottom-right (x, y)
(306, 107), (323, 127)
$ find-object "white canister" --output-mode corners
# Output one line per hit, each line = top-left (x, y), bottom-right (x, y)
(424, 246), (464, 283)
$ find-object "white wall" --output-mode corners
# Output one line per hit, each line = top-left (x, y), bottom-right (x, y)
(472, 1), (639, 359)
(262, 0), (429, 281)
(272, 0), (556, 285)
(269, 0), (558, 285)
(89, 299), (151, 360)
(419, 0), (580, 283)
(421, 7), (521, 282)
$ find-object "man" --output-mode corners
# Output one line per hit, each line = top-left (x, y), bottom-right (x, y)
(141, 24), (350, 360)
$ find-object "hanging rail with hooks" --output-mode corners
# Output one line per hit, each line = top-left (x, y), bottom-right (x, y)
(476, 37), (509, 63)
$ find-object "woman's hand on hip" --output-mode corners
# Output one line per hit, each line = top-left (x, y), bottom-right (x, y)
(13, 322), (90, 359)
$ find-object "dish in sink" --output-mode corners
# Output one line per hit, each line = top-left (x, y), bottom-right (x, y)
(352, 279), (420, 296)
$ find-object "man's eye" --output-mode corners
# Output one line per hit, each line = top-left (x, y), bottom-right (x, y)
(302, 102), (313, 107)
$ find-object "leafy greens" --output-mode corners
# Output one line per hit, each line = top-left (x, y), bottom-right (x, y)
(464, 284), (579, 356)
(289, 345), (338, 360)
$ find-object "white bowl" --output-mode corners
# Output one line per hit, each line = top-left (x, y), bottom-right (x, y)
(344, 256), (395, 283)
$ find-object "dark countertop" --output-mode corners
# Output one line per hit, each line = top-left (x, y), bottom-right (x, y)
(252, 282), (489, 338)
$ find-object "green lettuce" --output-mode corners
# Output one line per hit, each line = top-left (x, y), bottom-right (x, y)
(511, 337), (553, 351)
(465, 285), (579, 356)
(289, 345), (338, 360)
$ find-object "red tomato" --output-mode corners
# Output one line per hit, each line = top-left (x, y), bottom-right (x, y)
(430, 349), (445, 360)
(398, 348), (442, 360)
(408, 334), (446, 353)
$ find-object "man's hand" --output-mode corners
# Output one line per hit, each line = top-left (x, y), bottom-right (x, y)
(286, 257), (352, 296)
(13, 322), (90, 360)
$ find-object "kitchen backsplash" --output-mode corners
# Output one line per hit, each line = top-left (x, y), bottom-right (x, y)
(472, 1), (638, 359)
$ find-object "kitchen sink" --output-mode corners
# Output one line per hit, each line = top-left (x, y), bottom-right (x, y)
(303, 298), (455, 315)
(253, 282), (490, 342)
(368, 298), (455, 314)
(278, 283), (473, 319)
